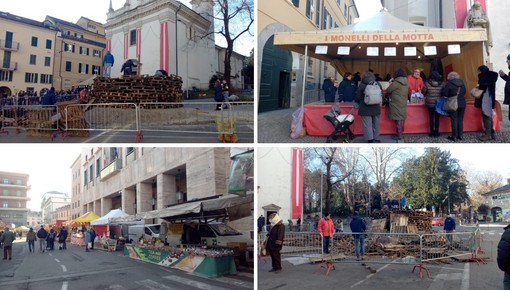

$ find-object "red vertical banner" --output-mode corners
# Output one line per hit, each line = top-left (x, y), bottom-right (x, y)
(106, 39), (111, 52)
(455, 0), (487, 28)
(123, 33), (128, 59)
(160, 22), (169, 72)
(291, 148), (304, 219)
(136, 28), (141, 58)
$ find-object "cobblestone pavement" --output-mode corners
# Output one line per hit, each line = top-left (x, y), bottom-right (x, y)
(258, 103), (510, 144)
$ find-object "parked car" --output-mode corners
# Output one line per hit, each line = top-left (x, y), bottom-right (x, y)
(166, 222), (252, 247)
(431, 217), (444, 227)
(127, 224), (160, 243)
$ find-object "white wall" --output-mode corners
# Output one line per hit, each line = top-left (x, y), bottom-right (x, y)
(487, 0), (510, 101)
(257, 147), (292, 222)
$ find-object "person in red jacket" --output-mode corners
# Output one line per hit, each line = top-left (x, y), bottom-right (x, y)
(318, 212), (335, 254)
(407, 69), (424, 99)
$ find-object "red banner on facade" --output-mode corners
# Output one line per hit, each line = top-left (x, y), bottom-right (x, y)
(160, 22), (169, 72)
(291, 148), (303, 219)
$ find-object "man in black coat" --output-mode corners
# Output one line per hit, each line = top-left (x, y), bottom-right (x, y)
(497, 224), (510, 290)
(498, 54), (510, 121)
(475, 65), (498, 141)
(266, 213), (285, 273)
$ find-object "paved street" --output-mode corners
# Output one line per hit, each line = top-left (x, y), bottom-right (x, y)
(258, 223), (506, 290)
(0, 240), (253, 290)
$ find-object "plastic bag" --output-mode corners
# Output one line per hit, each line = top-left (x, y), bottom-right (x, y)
(435, 98), (449, 116)
(290, 107), (306, 139)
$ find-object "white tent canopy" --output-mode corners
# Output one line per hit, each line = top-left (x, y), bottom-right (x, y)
(91, 209), (129, 226)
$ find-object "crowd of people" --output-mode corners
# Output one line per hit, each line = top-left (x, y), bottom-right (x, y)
(0, 87), (85, 107)
(322, 54), (510, 142)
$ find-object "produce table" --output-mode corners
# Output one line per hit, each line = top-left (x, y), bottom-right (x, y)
(303, 101), (502, 137)
(70, 234), (85, 246)
(124, 244), (236, 277)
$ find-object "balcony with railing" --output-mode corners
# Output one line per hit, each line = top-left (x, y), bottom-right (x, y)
(0, 39), (20, 51)
(1, 61), (18, 71)
(100, 158), (123, 181)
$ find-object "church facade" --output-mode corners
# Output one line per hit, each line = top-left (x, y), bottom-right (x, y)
(105, 0), (216, 90)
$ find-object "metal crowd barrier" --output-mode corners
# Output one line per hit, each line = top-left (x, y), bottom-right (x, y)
(259, 229), (483, 278)
(61, 103), (141, 141)
(1, 105), (59, 135)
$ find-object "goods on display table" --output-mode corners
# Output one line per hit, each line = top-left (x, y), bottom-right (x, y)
(124, 244), (236, 277)
(71, 232), (85, 246)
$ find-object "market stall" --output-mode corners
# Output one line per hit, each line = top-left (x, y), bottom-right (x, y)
(304, 101), (501, 136)
(273, 10), (499, 136)
(124, 244), (236, 277)
(90, 209), (130, 251)
(69, 211), (100, 246)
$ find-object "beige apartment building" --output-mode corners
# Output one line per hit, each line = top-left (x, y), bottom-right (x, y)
(258, 0), (359, 112)
(0, 171), (31, 227)
(69, 147), (253, 235)
(0, 12), (56, 96)
(43, 16), (106, 91)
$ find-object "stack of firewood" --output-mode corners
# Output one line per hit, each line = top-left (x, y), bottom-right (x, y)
(91, 75), (183, 105)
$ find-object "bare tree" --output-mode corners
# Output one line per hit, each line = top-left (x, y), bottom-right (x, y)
(206, 0), (254, 88)
(469, 170), (503, 208)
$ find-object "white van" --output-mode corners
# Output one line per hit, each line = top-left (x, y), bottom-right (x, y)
(166, 222), (252, 247)
(127, 224), (160, 243)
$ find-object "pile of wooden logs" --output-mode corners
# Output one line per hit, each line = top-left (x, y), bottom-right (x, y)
(91, 75), (183, 104)
(329, 234), (421, 258)
(371, 209), (434, 233)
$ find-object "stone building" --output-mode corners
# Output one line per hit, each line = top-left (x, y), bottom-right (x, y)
(105, 0), (216, 90)
(483, 178), (510, 222)
(0, 171), (31, 227)
(41, 191), (71, 225)
(258, 0), (359, 112)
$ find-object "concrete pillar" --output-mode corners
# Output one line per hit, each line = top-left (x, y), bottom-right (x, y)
(136, 182), (152, 214)
(94, 200), (101, 215)
(157, 173), (176, 208)
(122, 188), (136, 215)
(101, 197), (112, 216)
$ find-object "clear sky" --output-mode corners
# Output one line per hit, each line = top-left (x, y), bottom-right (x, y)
(0, 145), (81, 212)
(354, 0), (383, 20)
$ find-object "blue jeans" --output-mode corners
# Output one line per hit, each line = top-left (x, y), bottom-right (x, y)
(323, 236), (331, 253)
(504, 271), (510, 290)
(28, 240), (35, 252)
(353, 234), (364, 258)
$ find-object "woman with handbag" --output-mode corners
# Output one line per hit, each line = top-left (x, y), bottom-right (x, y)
(475, 65), (499, 141)
(266, 213), (285, 273)
(423, 71), (444, 137)
(387, 68), (409, 141)
(441, 72), (466, 142)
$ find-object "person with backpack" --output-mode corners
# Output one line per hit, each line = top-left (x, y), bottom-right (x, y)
(47, 228), (56, 251)
(355, 70), (383, 143)
(36, 226), (48, 253)
(387, 68), (409, 141)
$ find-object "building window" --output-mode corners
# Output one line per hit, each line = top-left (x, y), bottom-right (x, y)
(92, 65), (101, 75)
(323, 8), (328, 29)
(2, 178), (8, 184)
(79, 47), (89, 56)
(93, 49), (101, 58)
(31, 36), (38, 47)
(16, 179), (22, 185)
(79, 63), (89, 74)
(89, 164), (93, 182)
(16, 191), (21, 196)
(306, 0), (311, 18)
(18, 202), (21, 208)
(2, 202), (7, 208)
(0, 71), (13, 82)
(41, 74), (53, 84)
(45, 57), (51, 67)
(29, 54), (36, 65)
(65, 61), (72, 72)
(292, 0), (299, 7)
(84, 169), (88, 186)
(130, 29), (137, 46)
(25, 73), (38, 83)
(46, 39), (52, 49)
(2, 189), (8, 195)
(96, 158), (100, 177)
(64, 43), (75, 53)
(315, 0), (320, 27)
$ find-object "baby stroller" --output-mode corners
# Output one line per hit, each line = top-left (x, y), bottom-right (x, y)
(323, 104), (355, 143)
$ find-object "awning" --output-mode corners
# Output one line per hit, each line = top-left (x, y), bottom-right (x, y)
(112, 194), (253, 223)
(72, 211), (100, 224)
(91, 209), (129, 226)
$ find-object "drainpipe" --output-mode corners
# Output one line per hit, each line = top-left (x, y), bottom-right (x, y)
(439, 0), (443, 28)
(175, 5), (182, 76)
